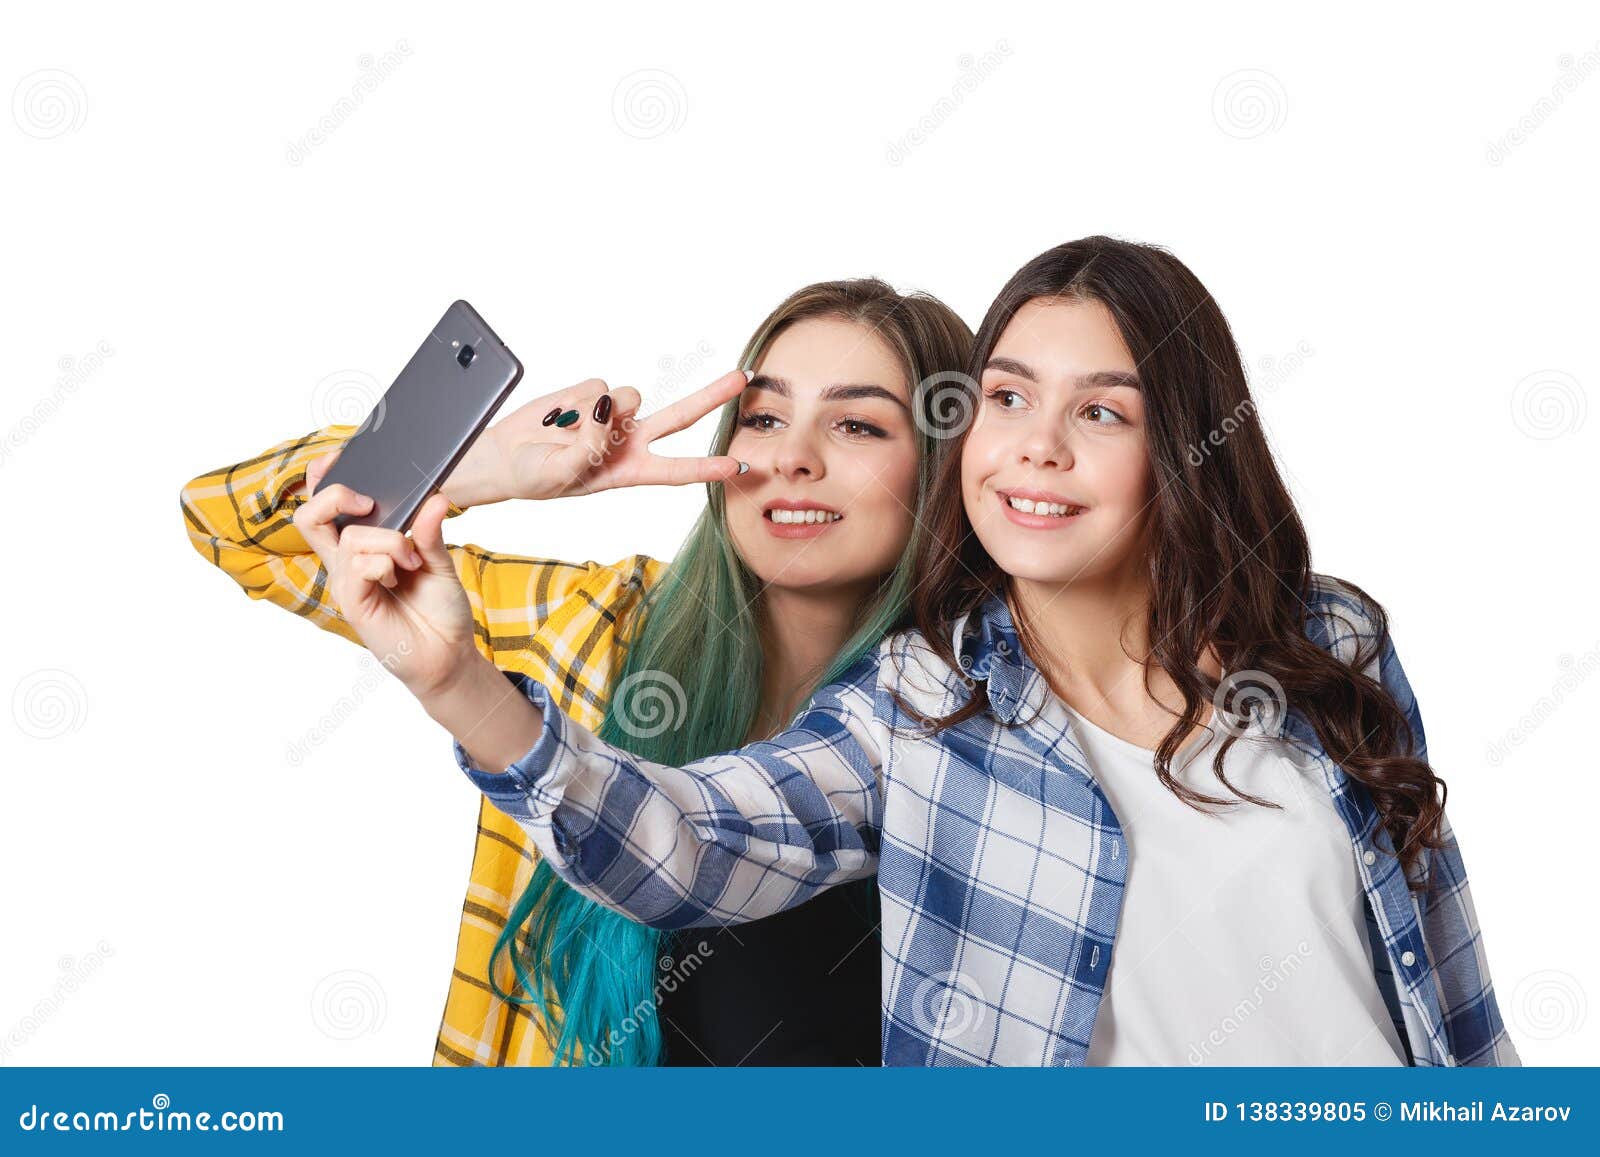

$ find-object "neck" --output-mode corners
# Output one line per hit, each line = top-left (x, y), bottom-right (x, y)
(749, 582), (870, 741)
(1008, 561), (1222, 733)
(1010, 565), (1153, 700)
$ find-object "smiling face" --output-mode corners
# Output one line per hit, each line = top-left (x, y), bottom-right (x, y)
(723, 316), (920, 594)
(960, 296), (1154, 587)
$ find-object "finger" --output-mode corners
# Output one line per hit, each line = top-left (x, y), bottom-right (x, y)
(551, 377), (610, 429)
(352, 551), (400, 590)
(294, 484), (374, 560)
(409, 494), (455, 574)
(636, 370), (750, 442)
(607, 385), (643, 424)
(636, 453), (746, 487)
(305, 448), (342, 494)
(572, 388), (618, 471)
(532, 438), (610, 496)
(586, 385), (646, 468)
(339, 525), (421, 571)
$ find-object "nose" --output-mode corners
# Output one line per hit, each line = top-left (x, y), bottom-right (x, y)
(1017, 415), (1073, 471)
(771, 427), (826, 481)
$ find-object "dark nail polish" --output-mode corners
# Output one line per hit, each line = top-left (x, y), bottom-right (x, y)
(593, 394), (612, 423)
(541, 406), (563, 426)
(554, 409), (580, 428)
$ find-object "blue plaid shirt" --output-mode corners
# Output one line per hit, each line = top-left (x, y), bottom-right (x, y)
(455, 575), (1518, 1067)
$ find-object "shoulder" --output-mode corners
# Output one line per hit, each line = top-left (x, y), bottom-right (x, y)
(874, 624), (969, 715)
(1302, 572), (1389, 667)
(795, 626), (960, 723)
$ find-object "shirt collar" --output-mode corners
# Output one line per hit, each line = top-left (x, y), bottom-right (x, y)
(953, 593), (1034, 723)
(952, 591), (1305, 744)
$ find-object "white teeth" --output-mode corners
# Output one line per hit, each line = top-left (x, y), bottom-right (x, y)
(769, 508), (842, 524)
(1007, 495), (1079, 517)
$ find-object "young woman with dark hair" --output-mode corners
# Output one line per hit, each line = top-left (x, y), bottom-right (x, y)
(327, 237), (1516, 1066)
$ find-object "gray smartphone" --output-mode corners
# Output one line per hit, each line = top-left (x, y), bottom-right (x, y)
(317, 300), (522, 534)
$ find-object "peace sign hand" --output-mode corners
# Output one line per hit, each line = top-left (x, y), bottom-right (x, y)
(485, 370), (750, 502)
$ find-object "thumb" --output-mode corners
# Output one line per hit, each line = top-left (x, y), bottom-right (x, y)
(410, 493), (455, 573)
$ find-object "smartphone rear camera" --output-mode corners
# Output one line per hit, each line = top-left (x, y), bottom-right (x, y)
(457, 343), (476, 368)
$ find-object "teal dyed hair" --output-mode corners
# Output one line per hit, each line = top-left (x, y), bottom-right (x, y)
(488, 279), (973, 1065)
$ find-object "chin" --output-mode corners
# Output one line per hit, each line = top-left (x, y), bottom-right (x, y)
(982, 541), (1083, 586)
(751, 564), (867, 593)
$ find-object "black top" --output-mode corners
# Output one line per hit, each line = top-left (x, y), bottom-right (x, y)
(655, 877), (881, 1066)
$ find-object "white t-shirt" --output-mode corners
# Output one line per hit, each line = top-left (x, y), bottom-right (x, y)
(1065, 702), (1408, 1066)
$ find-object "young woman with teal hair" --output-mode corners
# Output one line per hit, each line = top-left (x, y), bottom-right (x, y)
(304, 237), (1517, 1067)
(289, 279), (973, 1064)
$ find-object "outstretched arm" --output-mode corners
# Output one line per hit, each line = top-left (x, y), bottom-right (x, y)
(419, 653), (886, 929)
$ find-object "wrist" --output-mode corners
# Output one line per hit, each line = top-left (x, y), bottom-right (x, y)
(416, 653), (546, 776)
(413, 648), (497, 715)
(440, 430), (508, 510)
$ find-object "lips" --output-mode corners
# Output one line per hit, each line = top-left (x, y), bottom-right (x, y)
(761, 499), (844, 539)
(995, 487), (1086, 529)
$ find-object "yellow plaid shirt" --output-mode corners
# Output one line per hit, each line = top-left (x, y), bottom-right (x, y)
(180, 423), (663, 1066)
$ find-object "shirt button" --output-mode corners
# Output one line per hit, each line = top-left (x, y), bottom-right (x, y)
(1400, 950), (1416, 967)
(1362, 850), (1376, 866)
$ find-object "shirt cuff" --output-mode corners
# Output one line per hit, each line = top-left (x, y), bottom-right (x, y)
(451, 668), (567, 820)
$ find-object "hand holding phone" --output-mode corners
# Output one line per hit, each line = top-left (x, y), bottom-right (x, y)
(316, 300), (523, 535)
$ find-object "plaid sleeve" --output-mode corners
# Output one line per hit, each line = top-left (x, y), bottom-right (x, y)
(1370, 624), (1520, 1066)
(453, 656), (886, 929)
(179, 425), (596, 658)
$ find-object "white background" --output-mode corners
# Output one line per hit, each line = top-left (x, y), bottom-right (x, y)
(2, 1), (1595, 1065)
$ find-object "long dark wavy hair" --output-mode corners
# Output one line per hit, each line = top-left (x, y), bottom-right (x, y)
(907, 236), (1448, 890)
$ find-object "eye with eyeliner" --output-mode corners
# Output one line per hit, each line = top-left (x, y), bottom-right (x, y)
(1079, 401), (1128, 426)
(737, 409), (783, 431)
(982, 386), (1129, 427)
(837, 415), (889, 439)
(736, 410), (890, 439)
(982, 386), (1027, 409)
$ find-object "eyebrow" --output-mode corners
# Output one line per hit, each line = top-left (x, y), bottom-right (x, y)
(745, 375), (910, 411)
(983, 357), (1141, 392)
